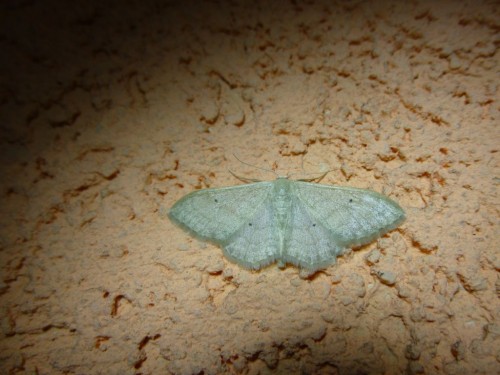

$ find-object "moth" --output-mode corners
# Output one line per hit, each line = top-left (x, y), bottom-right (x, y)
(169, 174), (405, 271)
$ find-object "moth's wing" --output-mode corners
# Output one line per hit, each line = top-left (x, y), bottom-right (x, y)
(169, 182), (281, 269)
(222, 196), (281, 269)
(292, 181), (405, 248)
(283, 199), (345, 271)
(169, 182), (274, 243)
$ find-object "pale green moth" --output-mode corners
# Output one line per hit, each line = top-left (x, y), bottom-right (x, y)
(169, 176), (405, 271)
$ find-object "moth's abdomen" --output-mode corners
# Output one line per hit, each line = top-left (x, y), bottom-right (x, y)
(272, 181), (292, 230)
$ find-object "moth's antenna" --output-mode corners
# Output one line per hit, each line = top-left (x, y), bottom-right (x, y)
(290, 156), (333, 182)
(232, 153), (278, 176)
(293, 170), (332, 182)
(228, 169), (262, 183)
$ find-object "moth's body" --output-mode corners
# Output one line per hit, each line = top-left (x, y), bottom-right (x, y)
(272, 178), (292, 263)
(169, 176), (405, 271)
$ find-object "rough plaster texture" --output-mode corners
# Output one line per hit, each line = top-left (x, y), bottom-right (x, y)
(0, 1), (498, 374)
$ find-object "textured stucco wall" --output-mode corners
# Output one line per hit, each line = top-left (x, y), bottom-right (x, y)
(0, 1), (498, 374)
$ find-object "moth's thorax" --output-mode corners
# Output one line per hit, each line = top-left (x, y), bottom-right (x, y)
(272, 179), (292, 229)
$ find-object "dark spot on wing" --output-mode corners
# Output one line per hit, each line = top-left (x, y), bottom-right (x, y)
(214, 199), (218, 203)
(248, 223), (252, 226)
(349, 198), (353, 203)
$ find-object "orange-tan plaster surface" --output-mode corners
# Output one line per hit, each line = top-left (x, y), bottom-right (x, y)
(0, 1), (498, 374)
